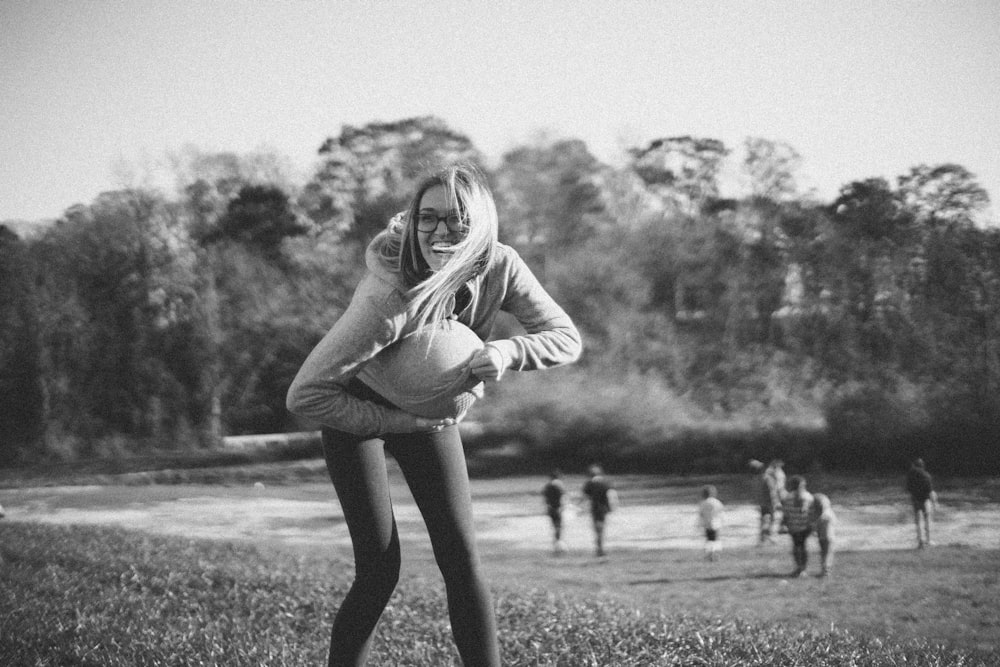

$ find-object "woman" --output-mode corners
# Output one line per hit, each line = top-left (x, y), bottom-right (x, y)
(286, 164), (582, 666)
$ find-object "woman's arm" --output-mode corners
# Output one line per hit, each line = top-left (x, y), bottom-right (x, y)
(486, 250), (583, 374)
(286, 280), (448, 436)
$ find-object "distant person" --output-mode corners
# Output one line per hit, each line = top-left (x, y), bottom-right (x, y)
(906, 458), (938, 548)
(542, 469), (567, 554)
(781, 475), (814, 577)
(766, 459), (788, 532)
(286, 164), (581, 667)
(810, 492), (836, 577)
(696, 485), (725, 561)
(749, 459), (780, 544)
(766, 459), (787, 494)
(581, 464), (617, 557)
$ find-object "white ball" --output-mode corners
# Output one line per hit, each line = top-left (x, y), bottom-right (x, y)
(360, 319), (485, 420)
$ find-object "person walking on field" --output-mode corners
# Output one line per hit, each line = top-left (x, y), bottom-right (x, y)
(749, 459), (780, 544)
(810, 492), (836, 577)
(781, 475), (814, 577)
(906, 458), (938, 549)
(696, 485), (725, 561)
(581, 464), (617, 557)
(542, 469), (567, 555)
(287, 164), (582, 667)
(766, 459), (788, 532)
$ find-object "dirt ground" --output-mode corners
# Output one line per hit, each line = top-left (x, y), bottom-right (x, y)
(2, 469), (998, 555)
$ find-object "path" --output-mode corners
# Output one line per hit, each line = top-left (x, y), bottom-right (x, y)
(2, 477), (997, 554)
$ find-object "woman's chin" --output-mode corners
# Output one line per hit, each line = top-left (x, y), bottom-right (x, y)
(423, 250), (455, 272)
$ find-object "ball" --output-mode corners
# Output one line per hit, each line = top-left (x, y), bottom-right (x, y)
(359, 319), (485, 420)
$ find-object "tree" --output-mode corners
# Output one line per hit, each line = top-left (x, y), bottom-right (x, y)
(0, 226), (45, 464)
(302, 116), (483, 245)
(897, 163), (990, 228)
(172, 148), (306, 245)
(493, 137), (610, 272)
(203, 184), (309, 259)
(628, 136), (730, 215)
(29, 190), (211, 457)
(166, 149), (321, 441)
(743, 137), (801, 202)
(186, 183), (345, 437)
(831, 178), (913, 242)
(722, 199), (792, 345)
(168, 145), (297, 200)
(201, 243), (324, 434)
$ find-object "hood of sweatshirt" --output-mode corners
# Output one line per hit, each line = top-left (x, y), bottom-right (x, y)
(364, 230), (409, 293)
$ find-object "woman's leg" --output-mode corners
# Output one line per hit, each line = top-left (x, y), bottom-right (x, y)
(388, 427), (500, 667)
(322, 427), (401, 667)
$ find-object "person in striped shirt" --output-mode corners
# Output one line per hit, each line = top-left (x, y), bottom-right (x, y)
(781, 475), (814, 577)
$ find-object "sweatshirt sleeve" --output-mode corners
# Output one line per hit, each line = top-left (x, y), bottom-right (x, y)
(491, 250), (583, 371)
(285, 278), (404, 436)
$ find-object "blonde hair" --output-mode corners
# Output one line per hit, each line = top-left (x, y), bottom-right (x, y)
(374, 164), (498, 330)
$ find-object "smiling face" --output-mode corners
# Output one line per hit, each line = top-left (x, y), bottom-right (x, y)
(416, 185), (466, 272)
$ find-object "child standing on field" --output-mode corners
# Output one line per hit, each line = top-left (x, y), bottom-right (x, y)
(781, 475), (814, 577)
(749, 459), (780, 544)
(581, 464), (617, 557)
(906, 458), (938, 548)
(696, 485), (724, 561)
(810, 492), (836, 577)
(542, 469), (567, 555)
(767, 459), (788, 533)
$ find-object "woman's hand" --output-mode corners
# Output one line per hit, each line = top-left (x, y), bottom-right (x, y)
(415, 416), (456, 432)
(469, 343), (509, 382)
(385, 409), (456, 433)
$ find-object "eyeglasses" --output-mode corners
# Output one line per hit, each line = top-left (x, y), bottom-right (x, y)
(416, 212), (469, 234)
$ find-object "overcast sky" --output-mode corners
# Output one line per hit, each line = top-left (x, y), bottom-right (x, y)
(2, 0), (999, 222)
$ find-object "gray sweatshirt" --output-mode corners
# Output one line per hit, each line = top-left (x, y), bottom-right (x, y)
(286, 233), (582, 436)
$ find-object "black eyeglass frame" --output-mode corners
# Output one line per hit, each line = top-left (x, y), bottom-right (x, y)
(415, 212), (469, 234)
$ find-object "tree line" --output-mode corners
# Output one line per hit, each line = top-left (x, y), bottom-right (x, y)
(1, 116), (997, 474)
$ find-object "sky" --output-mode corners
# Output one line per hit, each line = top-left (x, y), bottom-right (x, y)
(2, 0), (999, 222)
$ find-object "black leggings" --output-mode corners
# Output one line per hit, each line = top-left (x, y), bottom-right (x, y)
(321, 417), (499, 666)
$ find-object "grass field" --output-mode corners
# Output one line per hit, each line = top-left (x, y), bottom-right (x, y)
(1, 464), (999, 665)
(2, 522), (997, 666)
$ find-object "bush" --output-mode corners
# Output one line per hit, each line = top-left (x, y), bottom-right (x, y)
(823, 381), (925, 470)
(823, 381), (1000, 475)
(472, 368), (828, 474)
